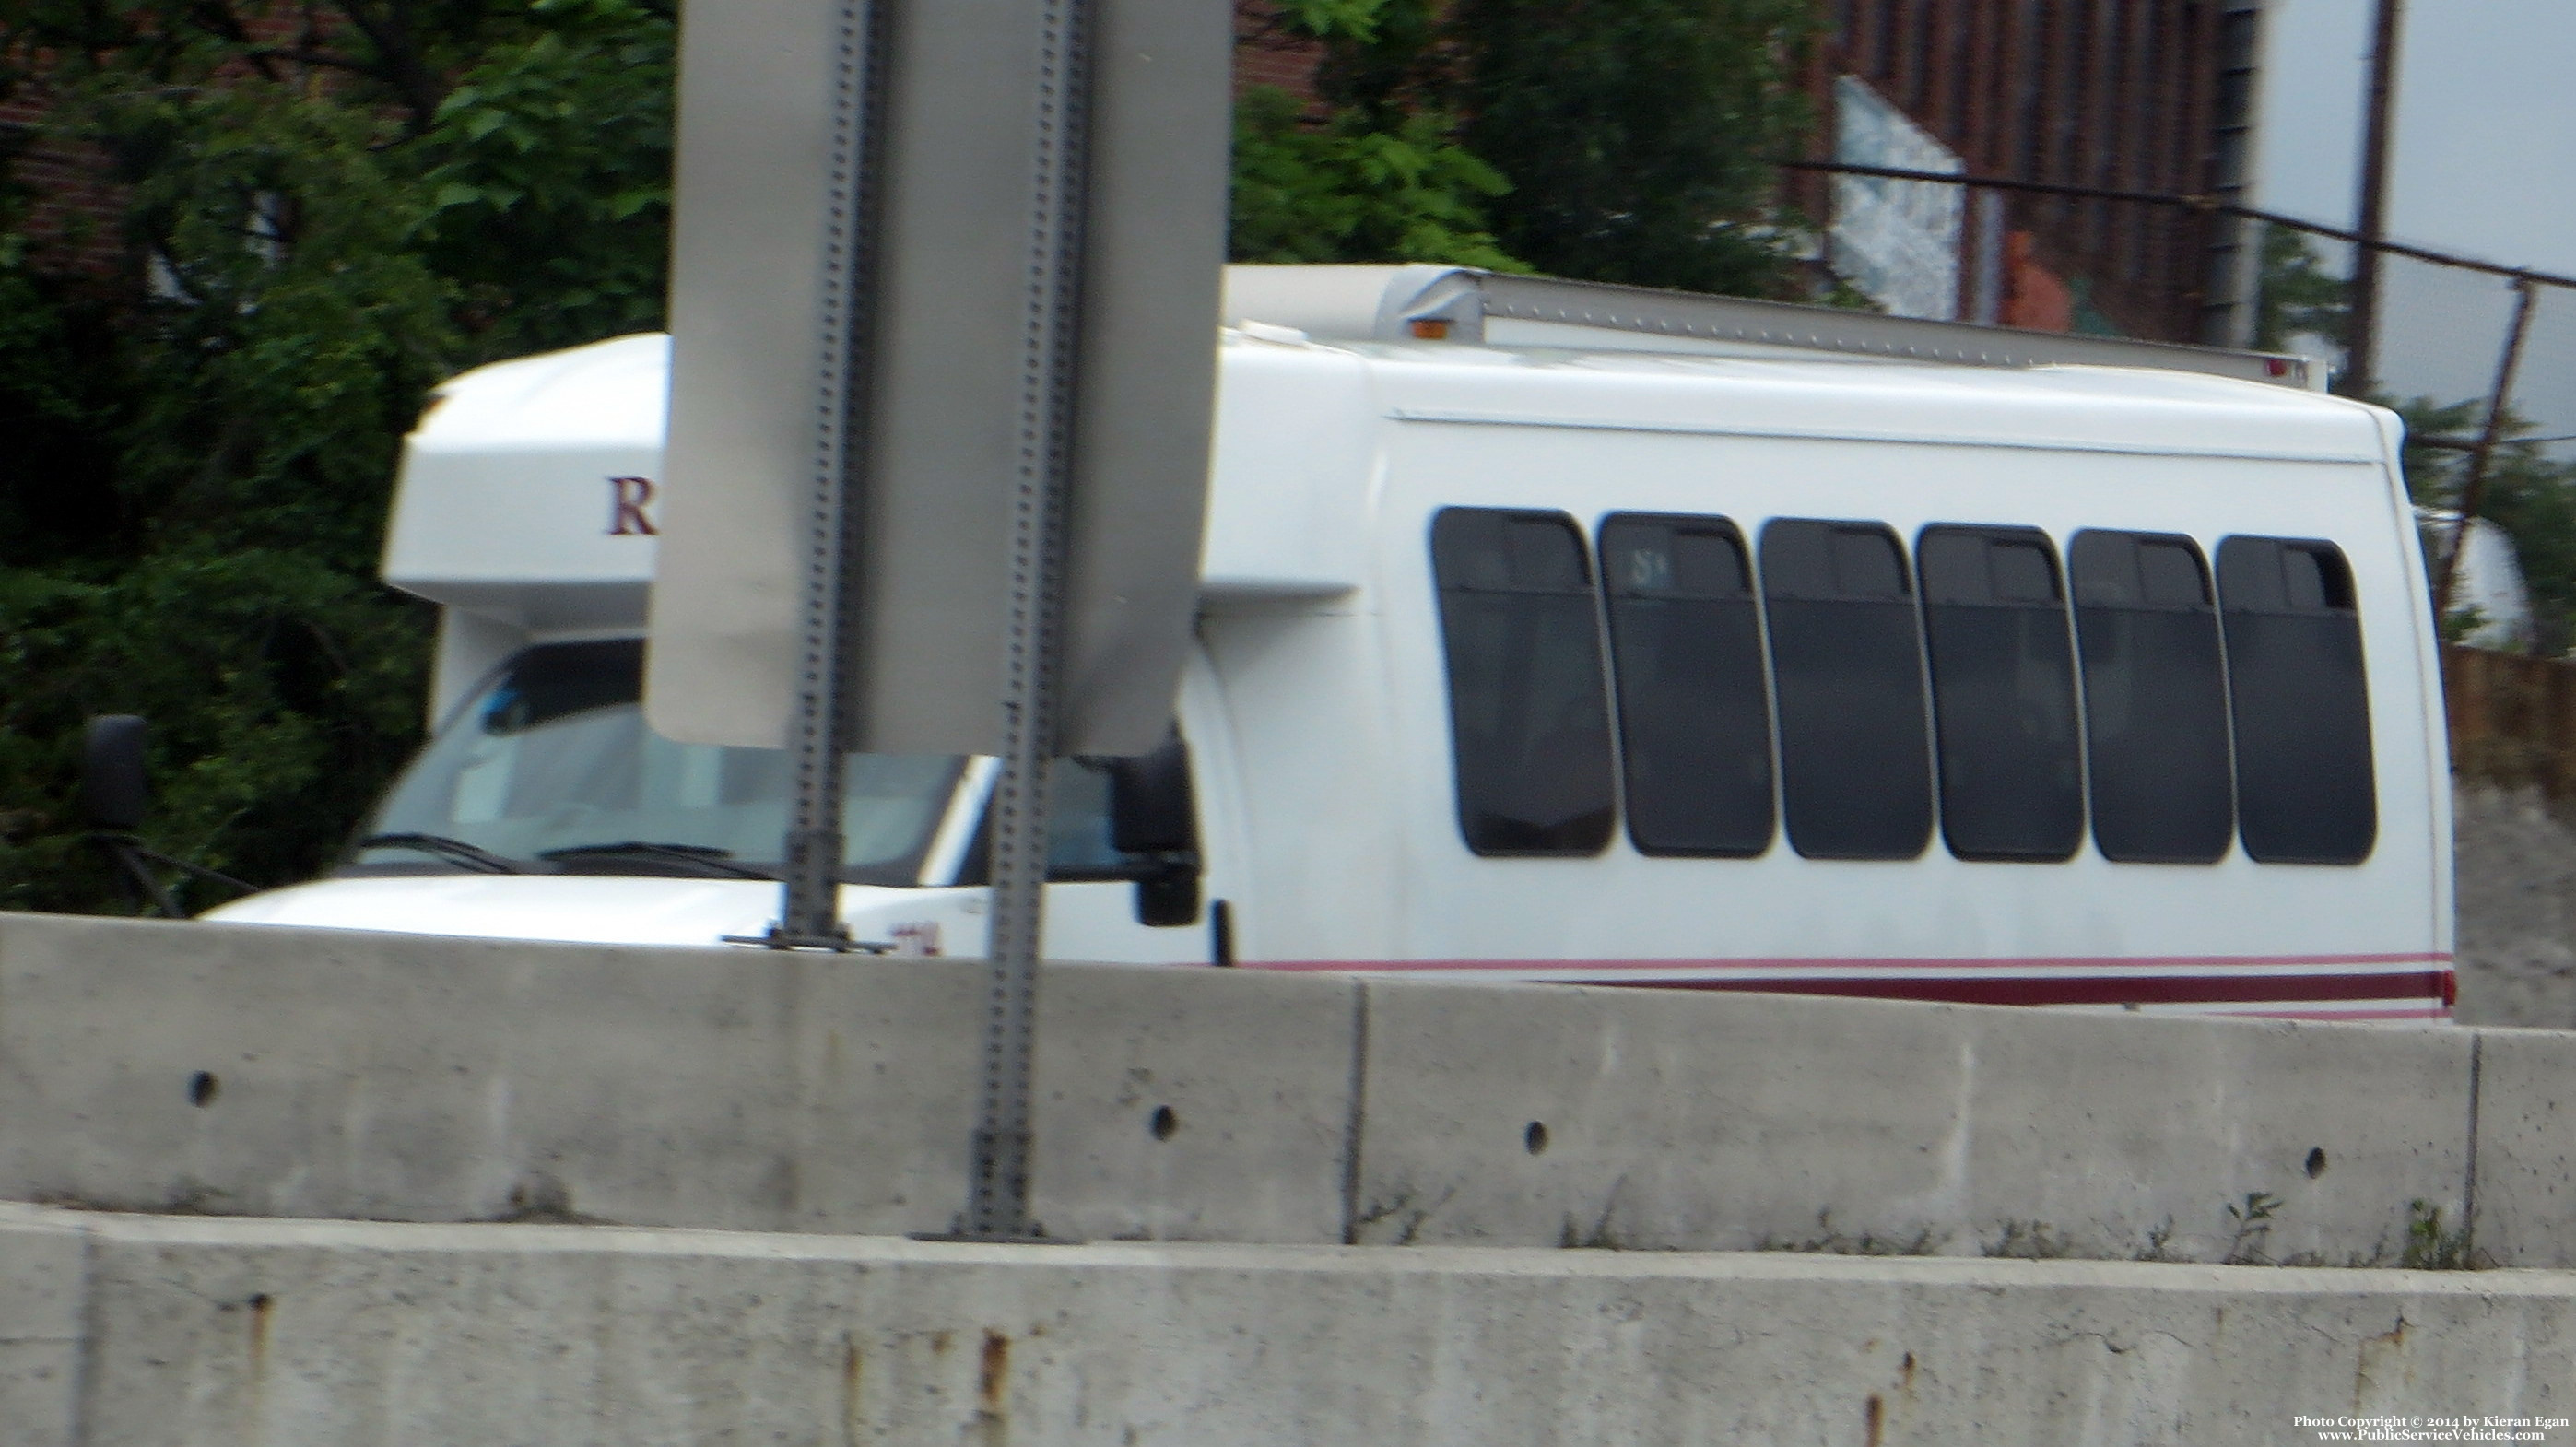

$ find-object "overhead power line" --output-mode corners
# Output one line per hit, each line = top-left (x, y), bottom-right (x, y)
(1779, 159), (2576, 291)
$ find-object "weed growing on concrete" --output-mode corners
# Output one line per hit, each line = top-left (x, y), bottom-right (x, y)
(2222, 1192), (2283, 1265)
(494, 1172), (610, 1226)
(1984, 1219), (2076, 1260)
(2130, 1218), (2181, 1263)
(1759, 1210), (1945, 1257)
(2400, 1200), (2483, 1270)
(1557, 1177), (1641, 1250)
(1558, 1217), (1627, 1250)
(34, 1180), (238, 1217)
(1349, 1185), (1452, 1246)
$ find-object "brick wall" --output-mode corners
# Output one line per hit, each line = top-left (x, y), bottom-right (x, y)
(1233, 0), (1323, 101)
(1800, 0), (2241, 345)
(0, 70), (126, 278)
(6, 10), (315, 282)
(5, 13), (330, 283)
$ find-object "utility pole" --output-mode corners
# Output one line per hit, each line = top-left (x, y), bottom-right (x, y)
(2342, 0), (2404, 398)
(2434, 278), (2541, 624)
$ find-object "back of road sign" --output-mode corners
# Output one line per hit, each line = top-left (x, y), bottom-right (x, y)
(648, 0), (1230, 758)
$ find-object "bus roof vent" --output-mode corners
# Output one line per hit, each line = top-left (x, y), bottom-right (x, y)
(1221, 265), (2318, 390)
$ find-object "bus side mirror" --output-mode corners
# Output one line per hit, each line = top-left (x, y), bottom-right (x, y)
(1108, 732), (1194, 855)
(1108, 732), (1199, 927)
(79, 715), (150, 831)
(1131, 863), (1200, 929)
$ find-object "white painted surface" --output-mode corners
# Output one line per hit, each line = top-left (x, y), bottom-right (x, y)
(381, 333), (666, 633)
(281, 301), (2450, 1018)
(205, 875), (1207, 964)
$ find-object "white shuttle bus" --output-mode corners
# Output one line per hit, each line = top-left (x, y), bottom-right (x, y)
(202, 265), (2454, 1022)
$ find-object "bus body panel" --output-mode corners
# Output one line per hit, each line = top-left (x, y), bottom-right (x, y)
(207, 297), (2449, 1021)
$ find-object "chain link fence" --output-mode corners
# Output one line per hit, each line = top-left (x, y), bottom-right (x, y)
(1792, 160), (2576, 787)
(1794, 160), (2576, 645)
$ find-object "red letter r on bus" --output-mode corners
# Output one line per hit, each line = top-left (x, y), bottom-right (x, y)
(608, 476), (660, 536)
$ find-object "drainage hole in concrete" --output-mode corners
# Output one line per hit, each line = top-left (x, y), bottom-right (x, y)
(1524, 1121), (1549, 1156)
(2305, 1147), (2328, 1179)
(1150, 1105), (1178, 1141)
(188, 1071), (219, 1108)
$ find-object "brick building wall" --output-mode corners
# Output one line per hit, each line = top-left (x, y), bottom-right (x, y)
(6, 8), (1325, 286)
(4, 9), (323, 282)
(1799, 0), (2264, 346)
(0, 74), (126, 278)
(1233, 0), (1323, 100)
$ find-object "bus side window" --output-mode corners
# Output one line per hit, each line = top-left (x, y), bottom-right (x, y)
(1597, 513), (1775, 856)
(2068, 531), (2234, 863)
(1917, 525), (2083, 861)
(2217, 536), (2376, 865)
(1759, 518), (1934, 860)
(1430, 508), (1617, 856)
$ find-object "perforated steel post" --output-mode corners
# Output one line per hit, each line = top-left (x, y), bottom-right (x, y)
(762, 0), (897, 950)
(962, 0), (1094, 1241)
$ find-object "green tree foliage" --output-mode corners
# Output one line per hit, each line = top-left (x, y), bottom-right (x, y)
(2253, 223), (2349, 354)
(2483, 453), (2576, 655)
(1229, 0), (1520, 269)
(0, 0), (675, 912)
(1447, 0), (1817, 294)
(1229, 86), (1521, 269)
(1230, 0), (1820, 293)
(2395, 394), (2576, 652)
(0, 0), (1818, 915)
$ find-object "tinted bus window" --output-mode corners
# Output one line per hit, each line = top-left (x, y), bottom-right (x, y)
(2069, 531), (2233, 863)
(1599, 513), (1774, 856)
(1431, 509), (1617, 855)
(1918, 526), (2083, 861)
(2217, 536), (2376, 864)
(1759, 519), (1934, 860)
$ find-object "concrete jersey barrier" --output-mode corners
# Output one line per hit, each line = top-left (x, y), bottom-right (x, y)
(1, 911), (2571, 1265)
(3, 1203), (2574, 1447)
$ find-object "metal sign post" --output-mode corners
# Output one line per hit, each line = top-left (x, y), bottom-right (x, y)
(759, 0), (894, 952)
(962, 0), (1092, 1241)
(657, 0), (1229, 1236)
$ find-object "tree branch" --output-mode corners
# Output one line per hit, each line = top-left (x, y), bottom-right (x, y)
(246, 45), (380, 80)
(331, 0), (446, 131)
(183, 0), (285, 83)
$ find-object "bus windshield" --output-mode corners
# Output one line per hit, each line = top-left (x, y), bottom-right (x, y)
(350, 639), (963, 883)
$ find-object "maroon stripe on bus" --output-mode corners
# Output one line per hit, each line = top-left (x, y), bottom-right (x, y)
(1609, 971), (2448, 1007)
(1253, 952), (2448, 973)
